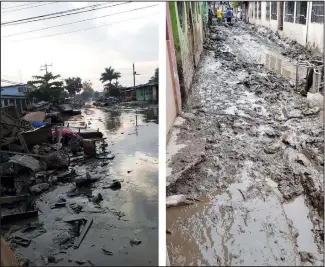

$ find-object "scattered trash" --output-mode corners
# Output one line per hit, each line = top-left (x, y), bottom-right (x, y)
(75, 172), (99, 187)
(102, 180), (121, 190)
(73, 218), (93, 249)
(166, 195), (194, 208)
(30, 183), (50, 194)
(130, 238), (142, 247)
(9, 155), (41, 172)
(11, 236), (31, 247)
(75, 260), (86, 265)
(92, 193), (103, 203)
(101, 247), (113, 256)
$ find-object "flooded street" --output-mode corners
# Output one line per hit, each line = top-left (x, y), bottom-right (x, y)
(167, 21), (323, 266)
(4, 104), (158, 266)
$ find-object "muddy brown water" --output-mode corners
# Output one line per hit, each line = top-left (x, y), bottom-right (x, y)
(3, 104), (158, 266)
(167, 22), (323, 266)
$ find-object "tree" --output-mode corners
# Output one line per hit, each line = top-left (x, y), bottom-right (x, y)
(232, 1), (241, 8)
(114, 71), (121, 83)
(81, 80), (94, 99)
(104, 83), (120, 98)
(148, 68), (158, 84)
(27, 72), (64, 102)
(100, 67), (116, 84)
(82, 80), (93, 92)
(65, 77), (82, 96)
(61, 90), (69, 99)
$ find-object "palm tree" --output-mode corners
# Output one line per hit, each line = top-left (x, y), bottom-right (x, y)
(113, 71), (121, 84)
(100, 67), (115, 84)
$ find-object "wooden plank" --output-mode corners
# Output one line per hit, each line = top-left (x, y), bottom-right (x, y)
(0, 150), (45, 158)
(0, 195), (28, 205)
(73, 218), (93, 249)
(18, 135), (29, 153)
(1, 210), (38, 224)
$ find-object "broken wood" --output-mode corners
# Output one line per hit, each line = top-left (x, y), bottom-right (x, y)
(238, 189), (246, 200)
(18, 135), (29, 153)
(0, 195), (28, 205)
(73, 218), (93, 249)
(0, 150), (46, 158)
(1, 210), (38, 224)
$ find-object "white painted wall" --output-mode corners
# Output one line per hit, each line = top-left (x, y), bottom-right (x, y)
(282, 21), (307, 46)
(248, 1), (323, 54)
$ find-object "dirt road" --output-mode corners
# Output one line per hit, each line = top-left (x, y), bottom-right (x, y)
(167, 21), (323, 266)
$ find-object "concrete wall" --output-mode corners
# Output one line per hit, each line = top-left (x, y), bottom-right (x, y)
(166, 49), (177, 137)
(169, 1), (205, 101)
(248, 1), (323, 53)
(167, 3), (183, 138)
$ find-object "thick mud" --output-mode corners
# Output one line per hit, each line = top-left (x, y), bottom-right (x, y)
(167, 21), (323, 266)
(3, 104), (158, 266)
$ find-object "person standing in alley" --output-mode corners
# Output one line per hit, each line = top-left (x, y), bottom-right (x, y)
(217, 7), (223, 24)
(226, 7), (233, 24)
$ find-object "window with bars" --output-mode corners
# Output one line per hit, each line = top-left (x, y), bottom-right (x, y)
(284, 1), (295, 22)
(295, 1), (307, 24)
(271, 1), (277, 20)
(255, 1), (257, 19)
(258, 2), (261, 19)
(266, 2), (270, 20)
(311, 1), (324, 23)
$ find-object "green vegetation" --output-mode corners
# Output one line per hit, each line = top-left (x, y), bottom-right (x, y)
(148, 68), (159, 84)
(65, 77), (82, 96)
(232, 1), (241, 8)
(27, 72), (64, 103)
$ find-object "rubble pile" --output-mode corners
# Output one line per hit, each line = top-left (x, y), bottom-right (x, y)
(0, 102), (109, 224)
(93, 96), (120, 107)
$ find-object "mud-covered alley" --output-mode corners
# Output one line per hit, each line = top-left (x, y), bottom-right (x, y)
(166, 17), (324, 267)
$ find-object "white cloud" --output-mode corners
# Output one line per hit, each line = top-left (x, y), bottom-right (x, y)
(1, 2), (159, 90)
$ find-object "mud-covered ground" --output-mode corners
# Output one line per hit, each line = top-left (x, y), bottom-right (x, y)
(167, 21), (323, 266)
(2, 103), (158, 266)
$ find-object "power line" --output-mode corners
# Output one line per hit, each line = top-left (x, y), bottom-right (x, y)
(1, 2), (41, 11)
(1, 2), (59, 14)
(1, 3), (156, 38)
(2, 2), (125, 26)
(3, 12), (159, 42)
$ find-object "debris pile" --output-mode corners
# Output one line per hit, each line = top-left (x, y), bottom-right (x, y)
(93, 96), (120, 107)
(0, 103), (109, 225)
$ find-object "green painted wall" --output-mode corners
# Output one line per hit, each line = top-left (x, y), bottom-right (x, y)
(136, 88), (144, 101)
(169, 2), (180, 52)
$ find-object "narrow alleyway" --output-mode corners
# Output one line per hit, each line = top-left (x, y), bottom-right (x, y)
(167, 21), (323, 266)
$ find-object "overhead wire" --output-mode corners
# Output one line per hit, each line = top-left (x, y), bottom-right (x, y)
(1, 2), (41, 11)
(1, 2), (59, 13)
(2, 2), (129, 26)
(3, 11), (159, 42)
(1, 3), (156, 38)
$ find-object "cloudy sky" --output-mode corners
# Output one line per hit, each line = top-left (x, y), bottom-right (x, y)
(1, 2), (160, 91)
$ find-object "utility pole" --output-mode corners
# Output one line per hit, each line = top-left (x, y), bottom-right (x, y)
(133, 63), (136, 88)
(40, 63), (52, 74)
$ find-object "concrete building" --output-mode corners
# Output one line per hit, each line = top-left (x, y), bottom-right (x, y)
(247, 1), (324, 54)
(120, 83), (158, 102)
(168, 1), (207, 102)
(167, 1), (208, 137)
(1, 84), (34, 113)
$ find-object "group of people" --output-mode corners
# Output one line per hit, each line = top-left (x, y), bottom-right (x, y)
(216, 6), (234, 24)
